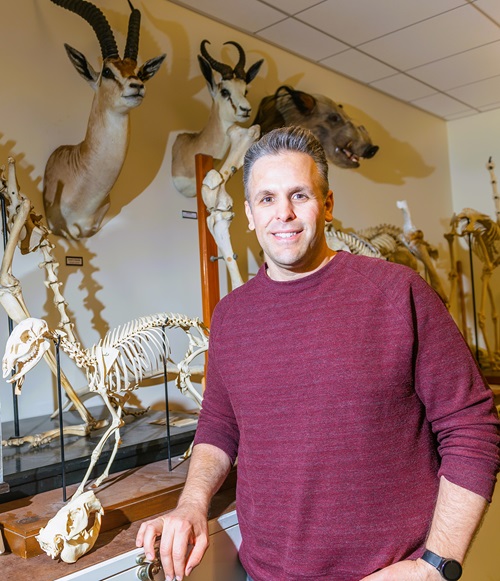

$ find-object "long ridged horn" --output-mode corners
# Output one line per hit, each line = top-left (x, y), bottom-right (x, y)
(124, 0), (140, 62)
(50, 0), (119, 60)
(200, 40), (233, 80)
(224, 41), (246, 80)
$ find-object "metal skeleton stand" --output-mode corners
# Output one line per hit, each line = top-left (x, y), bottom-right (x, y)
(55, 337), (68, 501)
(0, 195), (12, 496)
(162, 320), (173, 472)
(468, 233), (480, 364)
(1, 196), (20, 437)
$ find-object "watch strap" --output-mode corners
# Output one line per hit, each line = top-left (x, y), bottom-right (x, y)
(422, 549), (443, 568)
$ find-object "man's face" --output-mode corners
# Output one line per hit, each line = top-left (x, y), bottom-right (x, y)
(245, 151), (334, 281)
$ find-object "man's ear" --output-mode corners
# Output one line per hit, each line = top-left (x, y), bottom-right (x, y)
(244, 200), (255, 231)
(325, 190), (334, 223)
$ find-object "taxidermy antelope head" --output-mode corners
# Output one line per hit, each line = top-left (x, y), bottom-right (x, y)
(43, 0), (166, 240)
(253, 85), (379, 169)
(172, 40), (264, 197)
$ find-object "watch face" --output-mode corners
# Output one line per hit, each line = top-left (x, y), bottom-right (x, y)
(442, 559), (462, 580)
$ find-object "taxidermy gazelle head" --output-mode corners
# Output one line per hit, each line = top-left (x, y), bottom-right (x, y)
(43, 0), (166, 240)
(198, 39), (263, 126)
(171, 40), (264, 197)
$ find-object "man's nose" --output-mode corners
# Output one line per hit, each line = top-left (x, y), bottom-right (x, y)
(276, 198), (295, 221)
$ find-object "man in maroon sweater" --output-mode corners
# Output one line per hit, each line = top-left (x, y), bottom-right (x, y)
(137, 127), (500, 581)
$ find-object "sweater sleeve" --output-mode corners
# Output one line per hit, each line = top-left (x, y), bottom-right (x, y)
(193, 303), (240, 464)
(408, 274), (500, 501)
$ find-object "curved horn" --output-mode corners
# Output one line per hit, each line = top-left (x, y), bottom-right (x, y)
(50, 0), (119, 60)
(224, 41), (246, 80)
(200, 40), (233, 80)
(124, 0), (140, 62)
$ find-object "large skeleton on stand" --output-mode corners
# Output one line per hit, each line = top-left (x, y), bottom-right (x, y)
(446, 157), (500, 369)
(3, 311), (208, 562)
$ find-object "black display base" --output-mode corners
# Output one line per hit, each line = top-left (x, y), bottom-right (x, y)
(0, 406), (196, 503)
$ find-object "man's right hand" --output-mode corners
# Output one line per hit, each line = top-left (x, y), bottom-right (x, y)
(136, 503), (209, 581)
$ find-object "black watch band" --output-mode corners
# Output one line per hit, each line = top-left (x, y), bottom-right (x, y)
(421, 549), (462, 580)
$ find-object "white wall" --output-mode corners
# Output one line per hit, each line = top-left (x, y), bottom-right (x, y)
(0, 0), (454, 425)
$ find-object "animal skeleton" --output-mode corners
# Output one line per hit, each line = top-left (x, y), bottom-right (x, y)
(325, 201), (448, 305)
(172, 40), (263, 197)
(253, 85), (379, 168)
(43, 0), (165, 239)
(446, 158), (500, 368)
(0, 157), (105, 445)
(3, 313), (208, 499)
(36, 490), (103, 563)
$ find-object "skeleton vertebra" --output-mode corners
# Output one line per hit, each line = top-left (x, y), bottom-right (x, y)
(43, 0), (165, 239)
(36, 490), (103, 563)
(253, 85), (378, 168)
(172, 40), (263, 197)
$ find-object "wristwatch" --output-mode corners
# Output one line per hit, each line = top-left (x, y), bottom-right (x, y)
(421, 549), (462, 580)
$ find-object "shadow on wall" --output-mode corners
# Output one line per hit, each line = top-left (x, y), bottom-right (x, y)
(0, 136), (108, 344)
(0, 136), (43, 214)
(344, 106), (435, 186)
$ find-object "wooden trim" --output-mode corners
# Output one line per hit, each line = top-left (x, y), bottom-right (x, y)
(195, 154), (220, 328)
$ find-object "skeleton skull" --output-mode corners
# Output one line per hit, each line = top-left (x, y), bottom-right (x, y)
(2, 318), (51, 393)
(36, 491), (104, 563)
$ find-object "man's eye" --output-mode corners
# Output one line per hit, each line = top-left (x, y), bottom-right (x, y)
(292, 193), (307, 200)
(261, 196), (273, 203)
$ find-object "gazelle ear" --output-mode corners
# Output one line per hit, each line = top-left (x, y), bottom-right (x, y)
(197, 55), (216, 94)
(246, 59), (264, 84)
(137, 54), (166, 82)
(64, 44), (99, 88)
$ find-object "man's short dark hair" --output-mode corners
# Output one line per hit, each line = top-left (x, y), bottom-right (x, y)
(243, 126), (330, 200)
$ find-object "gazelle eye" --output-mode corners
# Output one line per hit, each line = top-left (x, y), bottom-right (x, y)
(102, 67), (114, 79)
(220, 88), (230, 98)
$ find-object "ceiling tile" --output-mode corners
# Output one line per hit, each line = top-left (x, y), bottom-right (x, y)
(171, 0), (285, 33)
(361, 4), (500, 70)
(475, 0), (500, 22)
(409, 42), (500, 90)
(169, 0), (500, 120)
(321, 49), (397, 83)
(258, 18), (347, 61)
(370, 74), (436, 101)
(448, 75), (500, 108)
(296, 0), (470, 46)
(411, 93), (474, 118)
(262, 0), (326, 16)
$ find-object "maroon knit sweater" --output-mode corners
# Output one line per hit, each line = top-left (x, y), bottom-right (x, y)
(194, 252), (500, 581)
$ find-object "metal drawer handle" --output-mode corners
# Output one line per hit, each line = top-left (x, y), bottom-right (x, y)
(136, 554), (162, 580)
